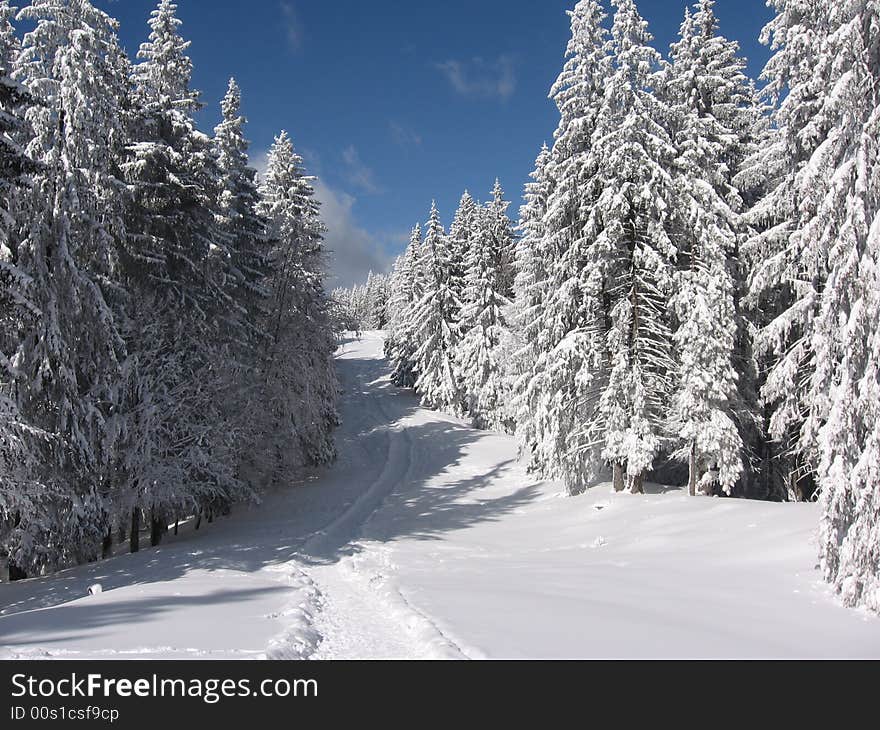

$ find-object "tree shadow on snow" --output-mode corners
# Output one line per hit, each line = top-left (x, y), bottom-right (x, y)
(0, 351), (543, 630)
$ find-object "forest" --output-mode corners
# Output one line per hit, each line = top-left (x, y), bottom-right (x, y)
(0, 1), (339, 578)
(335, 0), (880, 614)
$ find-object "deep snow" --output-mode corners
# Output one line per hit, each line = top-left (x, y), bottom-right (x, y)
(1, 332), (878, 659)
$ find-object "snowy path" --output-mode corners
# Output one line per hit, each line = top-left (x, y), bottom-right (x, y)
(2, 332), (879, 659)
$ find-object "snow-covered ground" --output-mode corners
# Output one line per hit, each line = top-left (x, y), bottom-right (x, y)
(1, 332), (878, 659)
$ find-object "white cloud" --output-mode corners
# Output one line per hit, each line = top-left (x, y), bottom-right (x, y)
(280, 2), (303, 51)
(436, 55), (517, 100)
(313, 179), (392, 288)
(249, 148), (270, 181)
(341, 145), (383, 195)
(248, 150), (389, 287)
(389, 121), (422, 149)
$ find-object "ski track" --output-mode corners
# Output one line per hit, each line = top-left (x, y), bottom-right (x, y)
(267, 333), (466, 660)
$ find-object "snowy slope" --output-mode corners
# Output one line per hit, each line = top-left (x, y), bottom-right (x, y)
(1, 332), (878, 659)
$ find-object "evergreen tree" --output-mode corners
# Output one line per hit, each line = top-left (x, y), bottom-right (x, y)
(664, 0), (760, 495)
(386, 224), (422, 387)
(119, 0), (245, 548)
(257, 131), (338, 472)
(800, 0), (880, 613)
(213, 77), (269, 335)
(515, 0), (613, 490)
(11, 0), (130, 566)
(0, 0), (47, 576)
(588, 0), (679, 494)
(744, 0), (829, 501)
(457, 204), (511, 430)
(410, 203), (462, 413)
(485, 179), (516, 299)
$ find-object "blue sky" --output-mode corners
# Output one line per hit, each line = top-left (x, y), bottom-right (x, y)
(97, 0), (774, 287)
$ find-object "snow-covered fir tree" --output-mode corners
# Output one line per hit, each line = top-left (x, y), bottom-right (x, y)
(333, 270), (389, 331)
(409, 203), (463, 413)
(386, 224), (423, 387)
(663, 0), (761, 496)
(743, 0), (831, 503)
(257, 130), (338, 471)
(213, 77), (269, 334)
(793, 0), (880, 613)
(484, 180), (517, 300)
(514, 0), (613, 491)
(457, 202), (512, 430)
(0, 0), (46, 578)
(10, 0), (131, 566)
(585, 0), (679, 495)
(116, 0), (248, 551)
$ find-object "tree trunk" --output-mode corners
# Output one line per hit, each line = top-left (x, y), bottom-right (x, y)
(630, 472), (645, 495)
(612, 462), (626, 492)
(9, 562), (27, 581)
(195, 512), (202, 531)
(174, 519), (179, 536)
(130, 509), (140, 554)
(150, 512), (165, 547)
(688, 443), (697, 497)
(102, 530), (113, 560)
(790, 469), (802, 502)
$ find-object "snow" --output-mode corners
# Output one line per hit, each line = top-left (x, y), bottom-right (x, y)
(2, 332), (878, 659)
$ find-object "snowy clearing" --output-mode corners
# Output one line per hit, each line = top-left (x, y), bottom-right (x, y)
(1, 332), (878, 659)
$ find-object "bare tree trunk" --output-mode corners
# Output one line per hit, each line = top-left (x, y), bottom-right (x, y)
(195, 512), (202, 531)
(150, 512), (165, 547)
(612, 462), (626, 492)
(630, 472), (645, 495)
(102, 530), (113, 559)
(790, 469), (802, 502)
(130, 509), (140, 554)
(688, 443), (697, 497)
(174, 519), (179, 536)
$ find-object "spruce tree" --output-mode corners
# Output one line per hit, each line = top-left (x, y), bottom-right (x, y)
(386, 223), (422, 387)
(257, 131), (338, 472)
(515, 0), (613, 490)
(664, 0), (760, 495)
(457, 204), (511, 430)
(410, 203), (463, 413)
(11, 0), (131, 566)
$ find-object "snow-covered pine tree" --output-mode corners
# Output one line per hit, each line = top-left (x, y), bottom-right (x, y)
(743, 0), (830, 502)
(484, 180), (517, 300)
(213, 77), (269, 338)
(663, 0), (761, 495)
(119, 0), (246, 548)
(586, 0), (679, 494)
(457, 202), (511, 430)
(515, 0), (613, 491)
(386, 223), (422, 387)
(447, 190), (478, 321)
(0, 0), (47, 578)
(11, 0), (131, 567)
(257, 130), (338, 473)
(410, 202), (463, 413)
(512, 143), (552, 359)
(211, 76), (274, 495)
(793, 0), (880, 613)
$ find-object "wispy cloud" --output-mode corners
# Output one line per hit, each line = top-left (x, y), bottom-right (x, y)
(389, 121), (422, 149)
(436, 55), (517, 100)
(313, 180), (393, 288)
(280, 1), (303, 51)
(341, 145), (383, 195)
